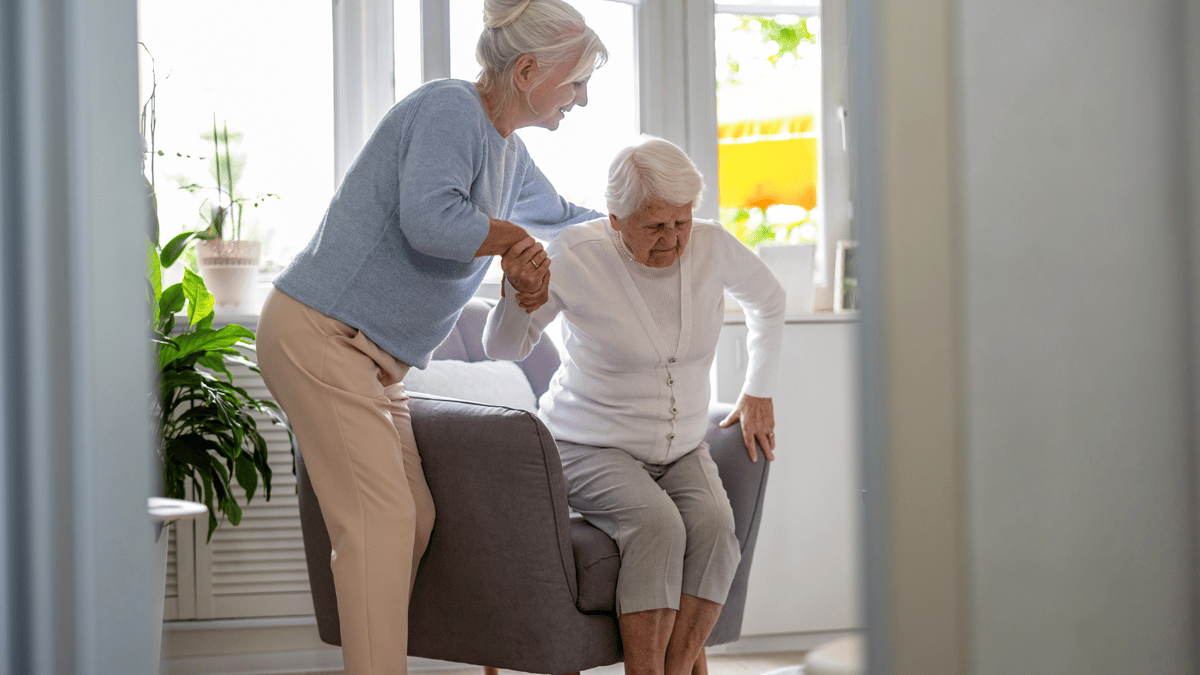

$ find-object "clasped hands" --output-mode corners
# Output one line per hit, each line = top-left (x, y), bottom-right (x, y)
(500, 237), (551, 313)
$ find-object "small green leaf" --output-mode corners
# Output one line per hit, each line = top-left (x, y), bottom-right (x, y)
(147, 238), (162, 303)
(221, 495), (242, 527)
(197, 349), (233, 374)
(182, 268), (215, 328)
(158, 283), (185, 319)
(234, 454), (258, 502)
(161, 230), (202, 268)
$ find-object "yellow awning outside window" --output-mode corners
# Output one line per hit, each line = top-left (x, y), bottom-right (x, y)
(716, 69), (819, 212)
(718, 121), (817, 211)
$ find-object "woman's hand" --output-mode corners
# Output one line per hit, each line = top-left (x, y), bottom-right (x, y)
(718, 393), (775, 462)
(501, 237), (551, 312)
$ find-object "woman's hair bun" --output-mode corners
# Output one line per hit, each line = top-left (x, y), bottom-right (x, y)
(483, 0), (533, 28)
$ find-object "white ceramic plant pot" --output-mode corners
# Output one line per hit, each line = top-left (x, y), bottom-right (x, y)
(756, 242), (816, 314)
(196, 239), (261, 308)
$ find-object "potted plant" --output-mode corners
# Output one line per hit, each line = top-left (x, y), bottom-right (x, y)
(182, 116), (277, 308)
(148, 229), (291, 541)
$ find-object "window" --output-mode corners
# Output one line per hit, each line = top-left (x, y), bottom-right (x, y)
(137, 0), (335, 282)
(395, 0), (424, 99)
(715, 10), (822, 267)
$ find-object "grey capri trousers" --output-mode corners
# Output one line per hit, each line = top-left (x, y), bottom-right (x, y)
(557, 440), (741, 615)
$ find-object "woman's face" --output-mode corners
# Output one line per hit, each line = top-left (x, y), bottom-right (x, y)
(526, 58), (590, 131)
(610, 199), (694, 268)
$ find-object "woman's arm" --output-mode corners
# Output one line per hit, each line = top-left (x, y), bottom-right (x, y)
(482, 244), (566, 360)
(509, 154), (605, 241)
(475, 218), (545, 257)
(714, 226), (787, 460)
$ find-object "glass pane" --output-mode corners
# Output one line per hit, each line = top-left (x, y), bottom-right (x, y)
(137, 0), (335, 281)
(395, 0), (423, 99)
(449, 0), (639, 212)
(715, 11), (822, 265)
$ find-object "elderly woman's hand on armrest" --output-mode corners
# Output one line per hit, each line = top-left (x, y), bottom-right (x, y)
(719, 393), (775, 462)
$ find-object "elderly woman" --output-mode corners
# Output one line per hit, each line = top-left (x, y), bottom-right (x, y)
(483, 137), (785, 675)
(255, 1), (606, 673)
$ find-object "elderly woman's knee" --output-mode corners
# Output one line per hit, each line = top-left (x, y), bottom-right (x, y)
(626, 497), (688, 551)
(684, 500), (739, 556)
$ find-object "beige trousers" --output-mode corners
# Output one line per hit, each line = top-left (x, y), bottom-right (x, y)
(255, 288), (436, 675)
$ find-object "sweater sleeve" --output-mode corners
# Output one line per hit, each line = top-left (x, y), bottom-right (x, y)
(394, 88), (494, 262)
(718, 228), (787, 398)
(483, 273), (566, 361)
(510, 152), (605, 240)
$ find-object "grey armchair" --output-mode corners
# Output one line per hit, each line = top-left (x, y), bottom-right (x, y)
(296, 298), (770, 675)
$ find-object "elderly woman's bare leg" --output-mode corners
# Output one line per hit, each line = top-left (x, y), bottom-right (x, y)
(619, 607), (677, 675)
(663, 594), (722, 675)
(691, 650), (708, 675)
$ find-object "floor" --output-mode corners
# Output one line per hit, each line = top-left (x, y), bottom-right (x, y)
(413, 652), (808, 675)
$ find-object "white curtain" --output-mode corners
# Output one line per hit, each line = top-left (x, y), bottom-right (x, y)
(0, 0), (159, 672)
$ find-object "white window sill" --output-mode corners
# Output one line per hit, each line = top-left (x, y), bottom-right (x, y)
(722, 307), (858, 325)
(202, 276), (858, 326)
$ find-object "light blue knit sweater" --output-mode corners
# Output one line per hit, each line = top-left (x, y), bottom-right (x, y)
(274, 79), (602, 368)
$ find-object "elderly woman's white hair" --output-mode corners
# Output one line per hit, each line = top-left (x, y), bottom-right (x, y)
(605, 136), (706, 219)
(476, 0), (608, 112)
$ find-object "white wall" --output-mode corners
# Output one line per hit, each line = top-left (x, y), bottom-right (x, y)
(856, 0), (1200, 673)
(1, 0), (159, 673)
(957, 1), (1197, 673)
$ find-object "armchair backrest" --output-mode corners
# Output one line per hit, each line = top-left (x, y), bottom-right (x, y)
(429, 297), (561, 398)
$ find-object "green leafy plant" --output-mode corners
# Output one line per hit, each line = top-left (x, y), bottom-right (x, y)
(719, 15), (817, 88)
(149, 231), (290, 540)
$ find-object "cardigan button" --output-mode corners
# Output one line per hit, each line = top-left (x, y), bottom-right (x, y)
(668, 357), (677, 363)
(667, 378), (675, 386)
(667, 433), (676, 441)
(670, 407), (678, 414)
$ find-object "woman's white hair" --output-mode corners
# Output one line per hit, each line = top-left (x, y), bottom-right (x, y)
(605, 136), (706, 219)
(476, 0), (607, 113)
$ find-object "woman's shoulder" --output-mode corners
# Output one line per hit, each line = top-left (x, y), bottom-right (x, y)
(397, 79), (487, 121)
(689, 219), (738, 249)
(549, 217), (612, 254)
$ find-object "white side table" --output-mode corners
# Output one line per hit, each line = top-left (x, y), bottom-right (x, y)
(149, 497), (207, 669)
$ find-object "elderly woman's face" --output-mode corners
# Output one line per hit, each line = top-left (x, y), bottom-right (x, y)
(610, 199), (693, 268)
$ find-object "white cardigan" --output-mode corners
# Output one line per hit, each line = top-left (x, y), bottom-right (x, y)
(483, 218), (785, 465)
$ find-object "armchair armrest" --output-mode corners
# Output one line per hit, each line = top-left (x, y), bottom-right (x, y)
(703, 403), (771, 644)
(406, 395), (587, 666)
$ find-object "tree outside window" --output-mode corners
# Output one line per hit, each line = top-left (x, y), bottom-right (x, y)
(715, 12), (820, 250)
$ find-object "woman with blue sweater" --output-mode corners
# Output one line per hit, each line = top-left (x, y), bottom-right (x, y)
(254, 1), (606, 672)
(484, 137), (785, 675)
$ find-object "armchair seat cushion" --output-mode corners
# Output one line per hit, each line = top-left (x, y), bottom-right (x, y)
(570, 517), (621, 612)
